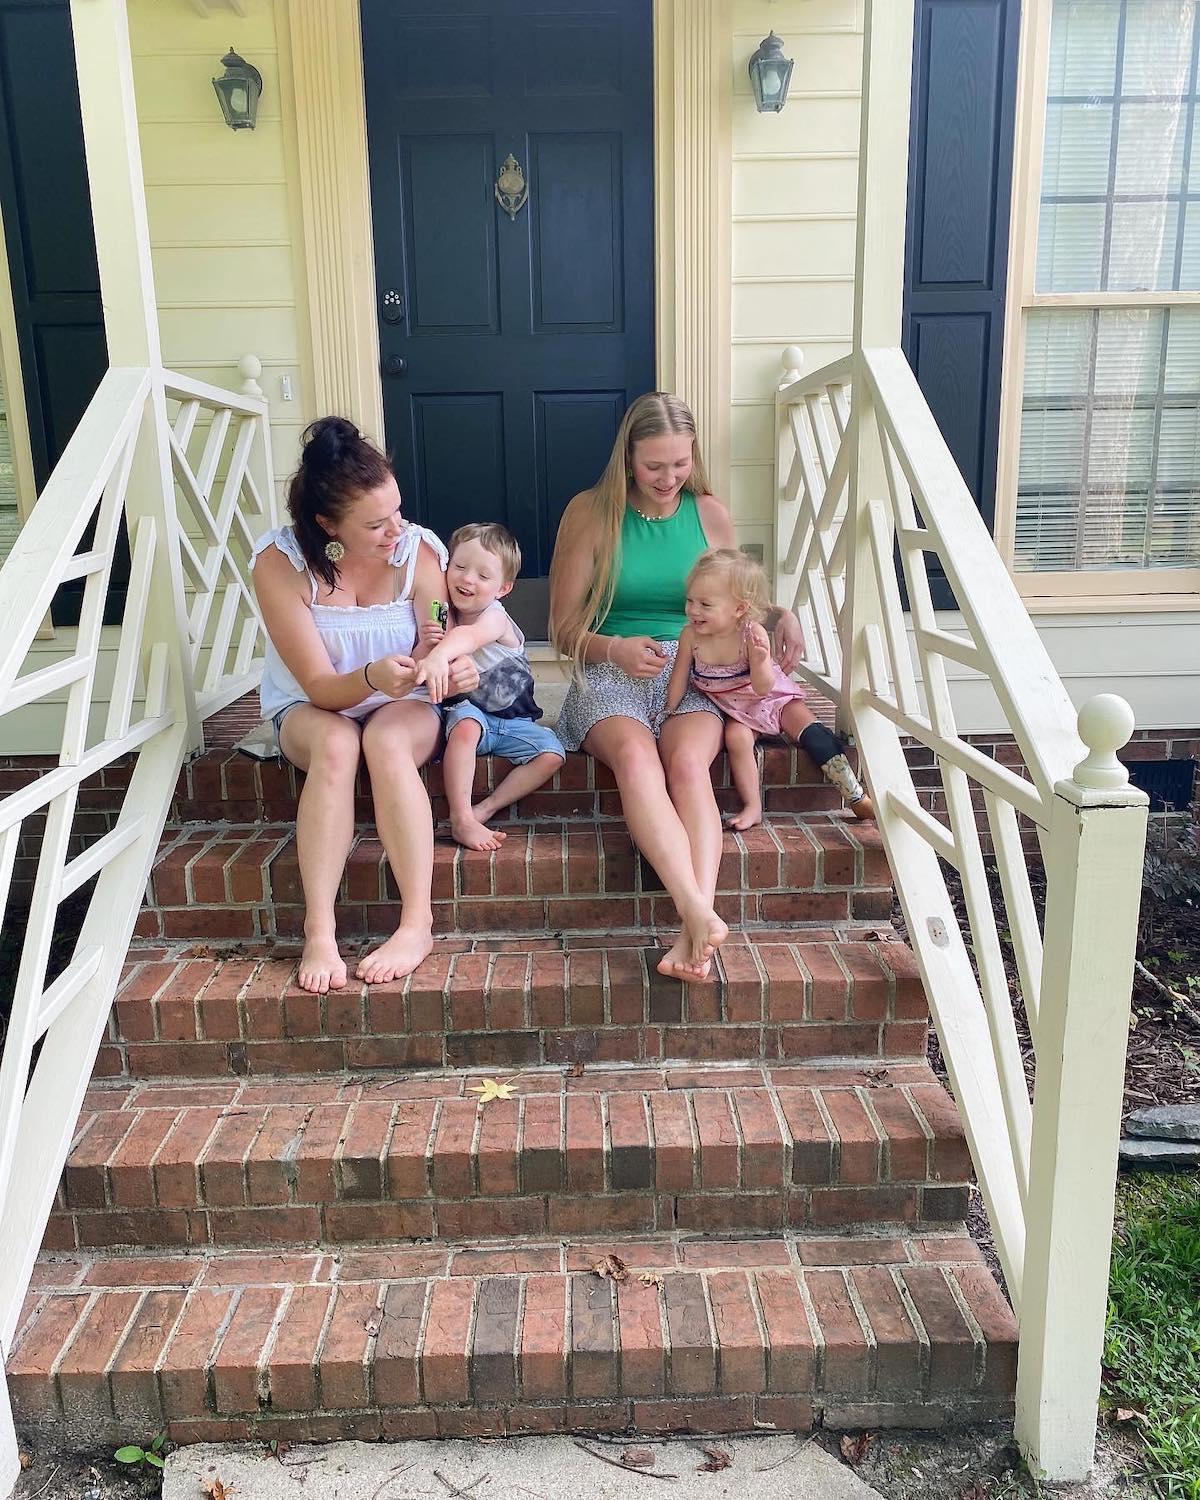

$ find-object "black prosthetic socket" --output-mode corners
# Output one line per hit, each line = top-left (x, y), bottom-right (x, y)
(798, 722), (867, 804)
(797, 721), (843, 768)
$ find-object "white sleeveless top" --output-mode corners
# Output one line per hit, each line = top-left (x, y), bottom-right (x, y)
(250, 523), (448, 721)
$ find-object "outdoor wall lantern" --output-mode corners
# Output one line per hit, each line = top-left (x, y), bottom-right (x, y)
(212, 48), (263, 131)
(748, 31), (794, 112)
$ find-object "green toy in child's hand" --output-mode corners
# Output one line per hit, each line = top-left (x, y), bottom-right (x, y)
(430, 600), (449, 629)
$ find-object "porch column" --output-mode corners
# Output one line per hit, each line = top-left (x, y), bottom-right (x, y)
(285, 0), (385, 442)
(68, 0), (161, 366)
(68, 0), (199, 744)
(654, 0), (732, 496)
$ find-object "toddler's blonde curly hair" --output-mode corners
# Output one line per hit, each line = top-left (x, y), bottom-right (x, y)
(686, 547), (771, 623)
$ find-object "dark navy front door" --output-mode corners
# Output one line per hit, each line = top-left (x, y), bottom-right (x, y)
(903, 0), (1020, 609)
(0, 0), (110, 624)
(361, 0), (655, 634)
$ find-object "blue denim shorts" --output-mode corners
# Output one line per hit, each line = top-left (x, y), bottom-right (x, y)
(443, 701), (565, 766)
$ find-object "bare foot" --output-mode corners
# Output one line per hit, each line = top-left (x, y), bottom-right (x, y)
(657, 935), (712, 982)
(727, 803), (763, 831)
(470, 796), (507, 836)
(356, 924), (433, 985)
(849, 794), (875, 821)
(297, 934), (347, 994)
(450, 812), (505, 852)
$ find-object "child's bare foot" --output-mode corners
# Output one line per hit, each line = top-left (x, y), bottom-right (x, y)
(656, 935), (711, 981)
(471, 794), (509, 834)
(297, 934), (347, 993)
(727, 802), (763, 831)
(450, 812), (505, 852)
(357, 923), (433, 985)
(849, 794), (875, 820)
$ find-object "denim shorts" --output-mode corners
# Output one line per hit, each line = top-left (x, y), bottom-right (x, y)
(443, 701), (565, 766)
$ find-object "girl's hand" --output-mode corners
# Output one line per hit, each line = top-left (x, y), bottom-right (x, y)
(747, 624), (773, 670)
(611, 635), (669, 678)
(369, 655), (419, 698)
(417, 617), (446, 647)
(772, 611), (804, 673)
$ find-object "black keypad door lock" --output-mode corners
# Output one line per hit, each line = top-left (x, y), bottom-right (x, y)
(381, 289), (405, 324)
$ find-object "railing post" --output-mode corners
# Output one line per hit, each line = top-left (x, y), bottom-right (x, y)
(1015, 694), (1149, 1482)
(69, 0), (200, 750)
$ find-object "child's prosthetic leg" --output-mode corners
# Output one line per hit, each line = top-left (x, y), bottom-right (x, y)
(797, 723), (872, 814)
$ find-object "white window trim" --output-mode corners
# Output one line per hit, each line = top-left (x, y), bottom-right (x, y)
(0, 196), (38, 528)
(994, 0), (1200, 606)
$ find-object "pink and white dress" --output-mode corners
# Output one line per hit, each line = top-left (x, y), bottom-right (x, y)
(690, 631), (806, 736)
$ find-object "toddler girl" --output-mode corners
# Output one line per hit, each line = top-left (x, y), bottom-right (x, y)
(664, 548), (873, 828)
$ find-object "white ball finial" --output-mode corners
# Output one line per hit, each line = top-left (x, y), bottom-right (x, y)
(779, 345), (804, 391)
(1073, 693), (1135, 788)
(238, 353), (263, 399)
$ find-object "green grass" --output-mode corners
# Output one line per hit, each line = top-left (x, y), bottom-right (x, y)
(1104, 1173), (1200, 1498)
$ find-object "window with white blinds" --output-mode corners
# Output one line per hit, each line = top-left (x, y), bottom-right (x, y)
(1013, 0), (1200, 577)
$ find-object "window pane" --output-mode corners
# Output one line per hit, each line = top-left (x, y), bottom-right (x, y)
(1037, 0), (1198, 293)
(1047, 1), (1120, 93)
(1180, 204), (1200, 288)
(0, 369), (16, 566)
(1016, 308), (1200, 573)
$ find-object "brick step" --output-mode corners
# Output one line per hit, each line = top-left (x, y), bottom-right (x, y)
(150, 742), (848, 826)
(139, 815), (892, 943)
(101, 936), (928, 1077)
(48, 1061), (970, 1254)
(10, 1232), (1016, 1446)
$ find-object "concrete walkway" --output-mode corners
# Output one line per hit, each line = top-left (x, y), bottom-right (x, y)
(166, 1435), (884, 1499)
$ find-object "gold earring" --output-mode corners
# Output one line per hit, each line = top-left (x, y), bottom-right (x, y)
(324, 538), (345, 562)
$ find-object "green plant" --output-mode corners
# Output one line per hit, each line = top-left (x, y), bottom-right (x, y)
(1104, 1174), (1200, 1499)
(114, 1432), (166, 1471)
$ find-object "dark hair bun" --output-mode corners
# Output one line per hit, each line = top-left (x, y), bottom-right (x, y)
(301, 416), (361, 473)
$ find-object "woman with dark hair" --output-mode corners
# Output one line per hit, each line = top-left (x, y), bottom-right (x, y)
(250, 417), (479, 993)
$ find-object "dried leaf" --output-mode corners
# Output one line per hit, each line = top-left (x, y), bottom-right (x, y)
(697, 1446), (732, 1473)
(1114, 1407), (1147, 1425)
(638, 1270), (665, 1287)
(17, 1452), (31, 1471)
(621, 1448), (656, 1468)
(592, 1252), (629, 1282)
(567, 1061), (585, 1078)
(364, 1311), (383, 1337)
(469, 1078), (515, 1103)
(202, 1475), (236, 1500)
(839, 1433), (873, 1466)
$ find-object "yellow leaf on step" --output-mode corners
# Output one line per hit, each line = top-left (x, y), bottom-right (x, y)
(468, 1078), (515, 1103)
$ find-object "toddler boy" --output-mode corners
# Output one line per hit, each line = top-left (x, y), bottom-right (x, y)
(417, 523), (565, 851)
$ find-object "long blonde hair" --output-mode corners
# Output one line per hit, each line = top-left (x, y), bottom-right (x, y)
(550, 392), (712, 675)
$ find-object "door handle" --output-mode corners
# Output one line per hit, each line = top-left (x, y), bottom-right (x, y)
(381, 354), (408, 377)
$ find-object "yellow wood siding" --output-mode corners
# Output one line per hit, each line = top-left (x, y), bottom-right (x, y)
(730, 0), (862, 566)
(128, 0), (312, 500)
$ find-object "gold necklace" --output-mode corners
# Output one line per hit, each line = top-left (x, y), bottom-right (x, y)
(628, 494), (681, 522)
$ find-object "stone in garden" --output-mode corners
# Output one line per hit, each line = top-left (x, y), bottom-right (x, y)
(1124, 1103), (1200, 1143)
(1118, 1137), (1200, 1168)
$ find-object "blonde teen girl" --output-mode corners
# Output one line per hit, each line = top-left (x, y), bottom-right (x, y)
(549, 394), (805, 981)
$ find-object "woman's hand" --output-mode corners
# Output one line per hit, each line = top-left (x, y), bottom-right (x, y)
(368, 655), (420, 698)
(446, 654), (480, 696)
(772, 611), (805, 673)
(610, 635), (670, 678)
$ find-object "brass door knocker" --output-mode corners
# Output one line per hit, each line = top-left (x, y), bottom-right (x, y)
(495, 153), (528, 219)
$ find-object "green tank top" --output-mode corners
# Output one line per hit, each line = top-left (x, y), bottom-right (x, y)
(594, 490), (710, 640)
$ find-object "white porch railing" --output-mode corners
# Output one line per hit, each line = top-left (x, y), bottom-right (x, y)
(775, 344), (1148, 1480)
(0, 365), (274, 1487)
